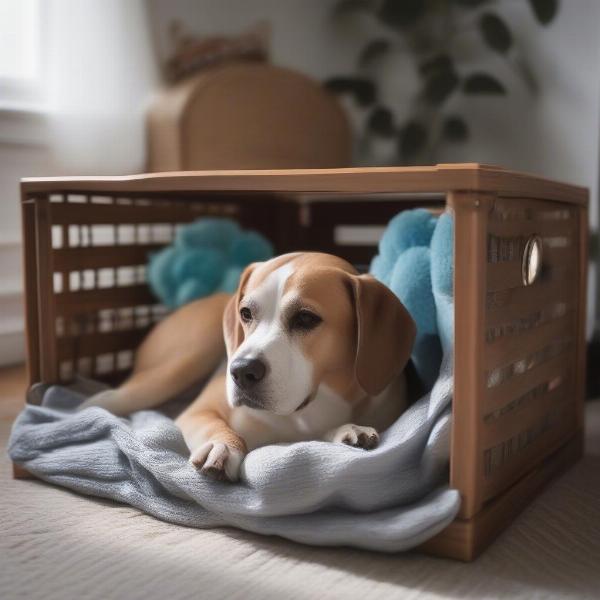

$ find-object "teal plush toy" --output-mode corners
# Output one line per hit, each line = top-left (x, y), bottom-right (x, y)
(370, 209), (454, 390)
(148, 218), (274, 308)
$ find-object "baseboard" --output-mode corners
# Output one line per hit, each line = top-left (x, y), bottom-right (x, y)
(0, 326), (25, 366)
(0, 240), (25, 366)
(0, 238), (22, 278)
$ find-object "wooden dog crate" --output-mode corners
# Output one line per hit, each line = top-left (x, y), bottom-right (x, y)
(18, 164), (588, 561)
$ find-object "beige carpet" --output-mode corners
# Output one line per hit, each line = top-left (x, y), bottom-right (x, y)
(2, 397), (600, 600)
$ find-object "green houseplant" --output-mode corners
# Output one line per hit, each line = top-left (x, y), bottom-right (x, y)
(325, 0), (559, 164)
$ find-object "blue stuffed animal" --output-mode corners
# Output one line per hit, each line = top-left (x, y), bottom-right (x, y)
(149, 211), (452, 389)
(148, 218), (274, 308)
(370, 209), (454, 390)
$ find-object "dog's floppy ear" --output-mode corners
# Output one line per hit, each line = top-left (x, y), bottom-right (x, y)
(348, 274), (416, 396)
(223, 263), (256, 357)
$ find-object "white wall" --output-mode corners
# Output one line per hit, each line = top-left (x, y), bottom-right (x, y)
(0, 113), (57, 365)
(433, 0), (600, 220)
(148, 0), (600, 330)
(148, 0), (359, 81)
(0, 0), (156, 366)
(148, 0), (599, 211)
(1, 0), (598, 366)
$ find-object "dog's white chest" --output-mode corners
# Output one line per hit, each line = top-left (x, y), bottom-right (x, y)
(291, 385), (352, 435)
(230, 384), (352, 449)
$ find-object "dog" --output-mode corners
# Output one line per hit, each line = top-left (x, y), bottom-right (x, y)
(79, 252), (416, 482)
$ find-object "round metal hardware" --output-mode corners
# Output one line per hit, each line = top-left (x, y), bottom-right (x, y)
(522, 235), (543, 286)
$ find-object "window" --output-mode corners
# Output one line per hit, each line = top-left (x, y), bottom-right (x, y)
(0, 0), (42, 109)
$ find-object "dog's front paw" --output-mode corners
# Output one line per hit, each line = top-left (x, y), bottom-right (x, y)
(189, 442), (244, 482)
(331, 424), (379, 450)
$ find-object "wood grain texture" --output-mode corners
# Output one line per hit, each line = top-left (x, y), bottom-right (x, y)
(21, 200), (40, 384)
(21, 164), (588, 204)
(147, 63), (352, 171)
(448, 192), (494, 520)
(422, 431), (583, 561)
(575, 206), (589, 432)
(34, 198), (58, 382)
(2, 400), (599, 600)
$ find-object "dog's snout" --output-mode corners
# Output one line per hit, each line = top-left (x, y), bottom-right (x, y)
(230, 358), (267, 390)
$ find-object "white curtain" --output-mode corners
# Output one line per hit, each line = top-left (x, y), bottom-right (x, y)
(46, 0), (159, 174)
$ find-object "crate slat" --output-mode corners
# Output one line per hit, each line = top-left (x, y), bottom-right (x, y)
(487, 246), (575, 292)
(53, 244), (164, 271)
(485, 350), (572, 413)
(481, 403), (576, 503)
(55, 285), (158, 316)
(574, 206), (588, 431)
(487, 218), (576, 238)
(449, 191), (493, 520)
(485, 299), (573, 334)
(49, 201), (238, 225)
(485, 310), (575, 369)
(491, 197), (577, 217)
(482, 375), (571, 447)
(22, 200), (41, 383)
(35, 199), (59, 381)
(486, 275), (576, 317)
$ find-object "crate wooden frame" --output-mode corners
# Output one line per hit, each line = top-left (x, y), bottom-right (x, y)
(17, 164), (588, 561)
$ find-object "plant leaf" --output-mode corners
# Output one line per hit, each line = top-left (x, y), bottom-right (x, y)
(442, 116), (469, 142)
(480, 13), (513, 53)
(424, 69), (459, 104)
(324, 77), (377, 106)
(398, 121), (427, 158)
(367, 106), (395, 136)
(359, 39), (391, 67)
(528, 0), (559, 25)
(378, 0), (426, 29)
(419, 53), (453, 78)
(332, 0), (373, 18)
(419, 54), (459, 104)
(463, 73), (506, 94)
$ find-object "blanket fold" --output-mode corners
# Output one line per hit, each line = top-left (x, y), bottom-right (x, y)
(8, 354), (459, 552)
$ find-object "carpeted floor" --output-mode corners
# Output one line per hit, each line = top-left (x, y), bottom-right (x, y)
(1, 365), (600, 600)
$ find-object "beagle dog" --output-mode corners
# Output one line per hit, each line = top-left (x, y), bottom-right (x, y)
(80, 252), (416, 482)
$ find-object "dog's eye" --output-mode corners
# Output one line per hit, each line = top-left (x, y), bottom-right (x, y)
(240, 307), (253, 323)
(290, 310), (322, 332)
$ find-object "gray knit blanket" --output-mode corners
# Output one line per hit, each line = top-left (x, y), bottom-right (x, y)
(8, 354), (459, 552)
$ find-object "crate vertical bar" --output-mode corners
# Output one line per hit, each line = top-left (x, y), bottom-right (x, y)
(34, 197), (58, 382)
(21, 195), (41, 387)
(449, 191), (494, 519)
(575, 203), (588, 435)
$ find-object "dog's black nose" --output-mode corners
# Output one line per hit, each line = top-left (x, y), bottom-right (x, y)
(230, 358), (267, 390)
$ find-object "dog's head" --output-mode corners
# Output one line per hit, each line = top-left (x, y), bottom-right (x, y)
(223, 252), (416, 414)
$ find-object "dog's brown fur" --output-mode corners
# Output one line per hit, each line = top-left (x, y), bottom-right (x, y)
(80, 253), (416, 481)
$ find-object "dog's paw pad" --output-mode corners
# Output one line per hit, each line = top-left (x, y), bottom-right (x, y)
(335, 425), (379, 450)
(189, 442), (244, 482)
(200, 464), (229, 481)
(355, 429), (379, 450)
